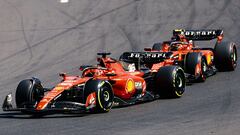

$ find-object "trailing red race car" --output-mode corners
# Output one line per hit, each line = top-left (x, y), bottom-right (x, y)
(148, 29), (237, 82)
(2, 52), (185, 115)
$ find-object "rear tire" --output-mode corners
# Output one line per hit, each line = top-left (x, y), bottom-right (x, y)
(185, 52), (207, 82)
(214, 41), (237, 71)
(155, 66), (185, 98)
(152, 42), (163, 51)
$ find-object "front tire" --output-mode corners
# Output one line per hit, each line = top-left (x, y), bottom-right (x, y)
(185, 52), (207, 82)
(155, 66), (185, 98)
(214, 41), (237, 71)
(84, 79), (114, 113)
(15, 79), (44, 109)
(96, 82), (114, 113)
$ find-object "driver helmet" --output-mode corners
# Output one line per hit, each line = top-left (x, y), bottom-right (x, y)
(170, 43), (183, 51)
(172, 34), (187, 42)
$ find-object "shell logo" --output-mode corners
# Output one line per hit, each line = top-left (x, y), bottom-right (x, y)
(126, 78), (135, 93)
(206, 54), (211, 65)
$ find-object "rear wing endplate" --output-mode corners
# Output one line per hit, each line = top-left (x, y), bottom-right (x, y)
(173, 29), (223, 41)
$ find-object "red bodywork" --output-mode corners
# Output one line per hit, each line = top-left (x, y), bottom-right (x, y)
(144, 31), (224, 75)
(36, 56), (147, 111)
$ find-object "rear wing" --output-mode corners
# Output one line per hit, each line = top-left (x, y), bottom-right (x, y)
(173, 29), (223, 41)
(120, 52), (173, 64)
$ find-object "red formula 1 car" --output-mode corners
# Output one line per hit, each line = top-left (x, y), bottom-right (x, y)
(2, 52), (185, 114)
(148, 29), (237, 82)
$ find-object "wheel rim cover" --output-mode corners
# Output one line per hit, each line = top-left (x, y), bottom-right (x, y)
(103, 90), (110, 101)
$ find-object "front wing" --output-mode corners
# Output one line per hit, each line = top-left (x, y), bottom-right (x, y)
(2, 91), (156, 114)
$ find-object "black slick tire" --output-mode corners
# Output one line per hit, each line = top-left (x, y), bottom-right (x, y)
(15, 79), (44, 113)
(84, 79), (114, 113)
(185, 52), (207, 82)
(214, 41), (237, 71)
(155, 66), (185, 98)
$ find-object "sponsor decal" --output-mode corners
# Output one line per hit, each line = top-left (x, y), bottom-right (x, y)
(64, 80), (76, 83)
(172, 69), (177, 87)
(130, 53), (140, 58)
(125, 78), (135, 93)
(129, 52), (166, 58)
(211, 56), (214, 61)
(55, 86), (64, 90)
(184, 30), (216, 36)
(98, 81), (105, 88)
(77, 84), (85, 87)
(135, 82), (142, 89)
(59, 82), (71, 86)
(207, 54), (211, 65)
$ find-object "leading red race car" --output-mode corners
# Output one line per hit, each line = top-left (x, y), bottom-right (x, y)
(2, 52), (185, 115)
(147, 29), (237, 82)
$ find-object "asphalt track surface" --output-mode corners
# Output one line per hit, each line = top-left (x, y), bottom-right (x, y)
(0, 0), (240, 135)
